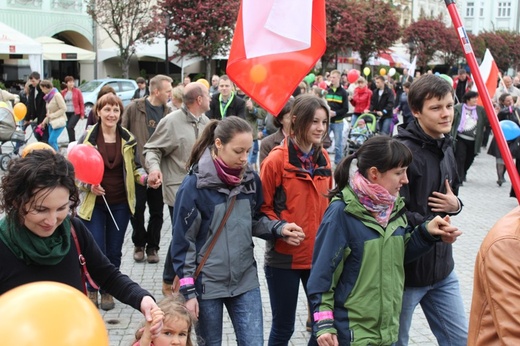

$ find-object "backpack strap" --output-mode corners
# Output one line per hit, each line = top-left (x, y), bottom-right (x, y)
(70, 223), (99, 294)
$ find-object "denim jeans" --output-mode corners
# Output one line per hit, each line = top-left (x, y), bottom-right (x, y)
(265, 266), (311, 346)
(81, 202), (130, 270)
(329, 121), (344, 165)
(397, 270), (468, 346)
(197, 287), (263, 346)
(131, 183), (164, 251)
(378, 117), (393, 136)
(48, 124), (65, 151)
(248, 139), (259, 166)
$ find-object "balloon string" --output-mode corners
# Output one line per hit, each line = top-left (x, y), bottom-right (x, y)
(102, 195), (120, 231)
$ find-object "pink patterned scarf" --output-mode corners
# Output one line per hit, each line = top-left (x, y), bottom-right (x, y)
(349, 171), (396, 227)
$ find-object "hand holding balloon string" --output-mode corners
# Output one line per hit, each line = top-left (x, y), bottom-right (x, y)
(68, 144), (120, 231)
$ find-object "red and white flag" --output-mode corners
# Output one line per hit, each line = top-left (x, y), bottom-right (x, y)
(472, 48), (499, 104)
(227, 0), (326, 115)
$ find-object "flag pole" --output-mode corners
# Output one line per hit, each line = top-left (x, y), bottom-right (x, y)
(444, 0), (520, 202)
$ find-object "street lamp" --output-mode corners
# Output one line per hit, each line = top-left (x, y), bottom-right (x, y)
(164, 14), (170, 75)
(407, 41), (416, 61)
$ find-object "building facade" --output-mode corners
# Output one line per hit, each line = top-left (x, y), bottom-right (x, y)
(461, 1), (520, 34)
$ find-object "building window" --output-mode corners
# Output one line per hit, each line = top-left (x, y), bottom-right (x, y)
(498, 2), (511, 17)
(480, 2), (484, 17)
(466, 2), (474, 17)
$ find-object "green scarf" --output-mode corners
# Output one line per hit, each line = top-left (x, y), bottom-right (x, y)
(0, 216), (71, 265)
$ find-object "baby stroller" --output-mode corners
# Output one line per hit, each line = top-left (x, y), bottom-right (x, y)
(343, 113), (377, 157)
(0, 107), (30, 171)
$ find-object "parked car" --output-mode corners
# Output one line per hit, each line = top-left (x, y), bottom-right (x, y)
(78, 78), (138, 116)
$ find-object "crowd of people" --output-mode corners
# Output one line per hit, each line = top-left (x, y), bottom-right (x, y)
(1, 66), (520, 346)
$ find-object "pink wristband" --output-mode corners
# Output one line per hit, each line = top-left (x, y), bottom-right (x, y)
(313, 311), (334, 321)
(179, 277), (194, 286)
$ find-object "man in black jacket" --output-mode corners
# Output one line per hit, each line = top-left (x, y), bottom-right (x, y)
(325, 69), (349, 165)
(132, 77), (150, 100)
(25, 71), (48, 143)
(369, 75), (395, 135)
(206, 75), (245, 120)
(395, 75), (467, 346)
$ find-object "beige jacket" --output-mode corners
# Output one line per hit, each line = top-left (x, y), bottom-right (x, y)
(468, 206), (520, 345)
(143, 107), (209, 206)
(43, 91), (67, 129)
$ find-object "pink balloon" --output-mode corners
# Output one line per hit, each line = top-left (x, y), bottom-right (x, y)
(347, 69), (361, 84)
(68, 144), (104, 185)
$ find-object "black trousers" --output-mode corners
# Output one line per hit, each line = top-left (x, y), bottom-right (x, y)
(130, 183), (164, 251)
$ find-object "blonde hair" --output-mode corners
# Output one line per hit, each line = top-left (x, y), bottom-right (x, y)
(132, 295), (195, 346)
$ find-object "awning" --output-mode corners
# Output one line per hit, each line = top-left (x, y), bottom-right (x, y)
(35, 37), (96, 61)
(0, 22), (42, 55)
(97, 38), (227, 68)
(0, 22), (43, 73)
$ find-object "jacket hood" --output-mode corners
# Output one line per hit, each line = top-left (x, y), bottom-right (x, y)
(192, 148), (256, 195)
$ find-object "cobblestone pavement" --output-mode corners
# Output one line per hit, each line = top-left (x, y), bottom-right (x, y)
(96, 144), (517, 346)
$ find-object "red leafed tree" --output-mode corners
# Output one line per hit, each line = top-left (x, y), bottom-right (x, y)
(157, 0), (240, 78)
(344, 0), (400, 69)
(495, 30), (520, 71)
(403, 16), (449, 70)
(475, 31), (509, 72)
(439, 27), (465, 68)
(320, 0), (364, 74)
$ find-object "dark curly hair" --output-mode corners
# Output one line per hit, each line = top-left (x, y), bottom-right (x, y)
(0, 150), (79, 224)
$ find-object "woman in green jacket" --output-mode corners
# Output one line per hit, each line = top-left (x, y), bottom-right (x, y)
(77, 93), (146, 311)
(307, 136), (461, 346)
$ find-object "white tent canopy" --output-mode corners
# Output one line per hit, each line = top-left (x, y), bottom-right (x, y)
(35, 37), (96, 61)
(0, 22), (43, 73)
(97, 38), (227, 68)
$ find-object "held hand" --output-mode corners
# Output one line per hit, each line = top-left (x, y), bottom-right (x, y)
(90, 184), (105, 196)
(147, 307), (165, 339)
(185, 297), (199, 320)
(147, 171), (163, 189)
(428, 179), (460, 213)
(330, 111), (337, 117)
(426, 215), (462, 244)
(281, 223), (305, 246)
(317, 333), (339, 346)
(140, 296), (163, 336)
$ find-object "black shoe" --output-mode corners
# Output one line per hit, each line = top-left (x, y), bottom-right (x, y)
(497, 180), (503, 187)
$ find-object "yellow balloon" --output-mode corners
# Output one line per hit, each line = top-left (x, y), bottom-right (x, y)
(363, 67), (371, 76)
(21, 142), (56, 158)
(196, 78), (210, 89)
(379, 68), (387, 76)
(0, 282), (109, 346)
(0, 101), (8, 108)
(13, 103), (27, 122)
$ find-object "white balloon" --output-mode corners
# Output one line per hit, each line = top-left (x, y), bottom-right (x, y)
(388, 68), (396, 77)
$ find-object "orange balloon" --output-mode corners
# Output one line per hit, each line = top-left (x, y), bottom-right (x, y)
(0, 282), (109, 346)
(250, 64), (268, 84)
(196, 78), (210, 89)
(379, 68), (387, 76)
(21, 142), (56, 158)
(13, 103), (27, 122)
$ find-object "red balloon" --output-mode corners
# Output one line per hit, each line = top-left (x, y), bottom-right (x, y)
(347, 69), (361, 84)
(68, 144), (104, 185)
